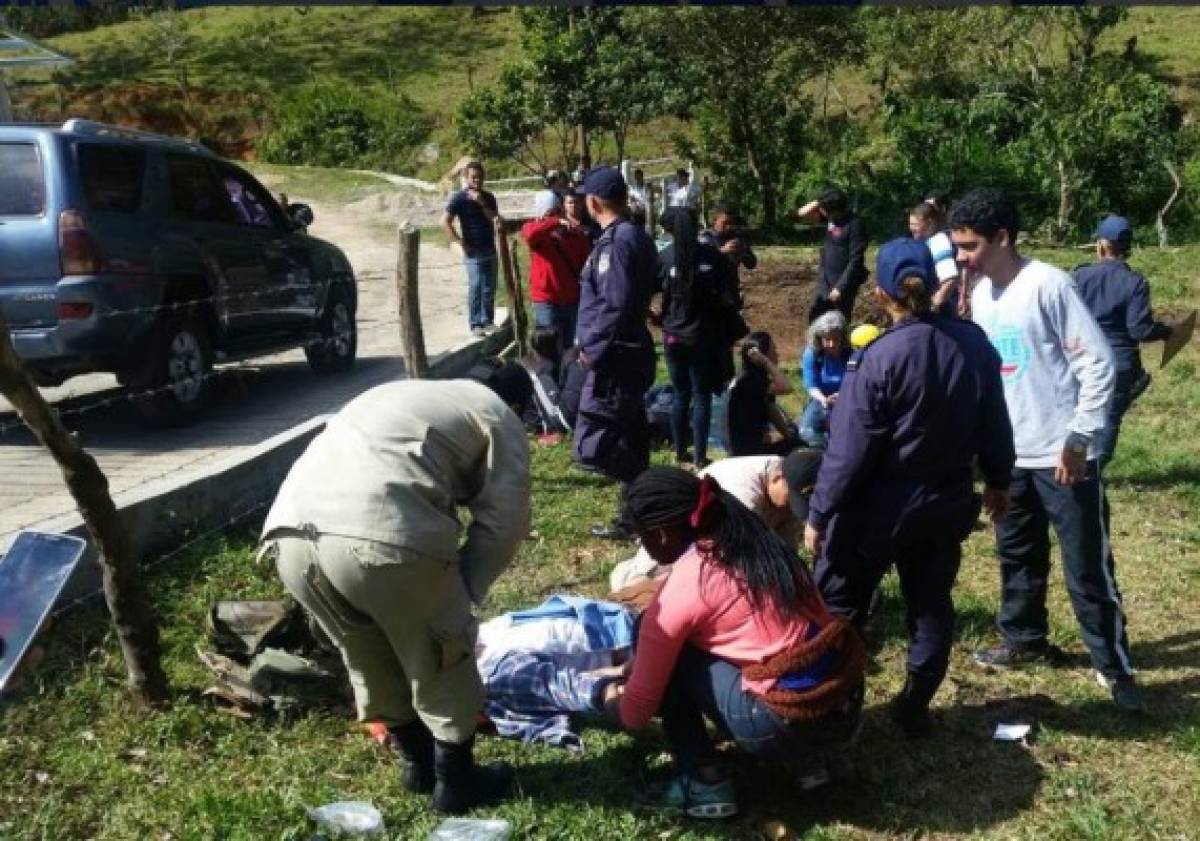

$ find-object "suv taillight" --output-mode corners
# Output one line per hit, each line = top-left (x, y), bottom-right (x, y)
(58, 210), (106, 275)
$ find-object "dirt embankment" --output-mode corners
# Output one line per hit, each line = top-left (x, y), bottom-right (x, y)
(739, 260), (886, 363)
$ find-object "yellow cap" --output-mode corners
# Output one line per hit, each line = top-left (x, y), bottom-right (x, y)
(850, 324), (883, 350)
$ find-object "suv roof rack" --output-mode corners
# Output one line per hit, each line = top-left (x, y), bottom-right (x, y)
(60, 119), (213, 156)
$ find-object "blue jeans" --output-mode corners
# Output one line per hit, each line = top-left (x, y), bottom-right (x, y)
(995, 464), (1134, 681)
(664, 341), (714, 464)
(464, 253), (498, 329)
(799, 398), (830, 449)
(659, 647), (860, 774)
(532, 301), (578, 347)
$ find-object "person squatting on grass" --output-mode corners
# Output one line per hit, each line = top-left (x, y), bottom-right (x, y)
(798, 310), (851, 450)
(804, 238), (1016, 737)
(724, 331), (798, 457)
(601, 467), (866, 819)
(260, 370), (533, 815)
(441, 160), (501, 337)
(951, 188), (1146, 712)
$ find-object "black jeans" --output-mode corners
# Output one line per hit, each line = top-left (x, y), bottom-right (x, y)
(664, 341), (714, 464)
(994, 464), (1134, 681)
(659, 647), (860, 774)
(1093, 367), (1146, 473)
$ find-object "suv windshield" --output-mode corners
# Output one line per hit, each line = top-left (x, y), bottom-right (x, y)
(0, 143), (45, 216)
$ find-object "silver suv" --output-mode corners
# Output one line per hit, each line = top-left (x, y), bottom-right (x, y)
(0, 119), (357, 425)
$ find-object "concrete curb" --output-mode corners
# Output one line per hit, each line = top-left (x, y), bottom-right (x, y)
(48, 320), (514, 608)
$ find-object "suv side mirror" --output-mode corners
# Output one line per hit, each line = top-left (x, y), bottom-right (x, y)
(288, 203), (314, 229)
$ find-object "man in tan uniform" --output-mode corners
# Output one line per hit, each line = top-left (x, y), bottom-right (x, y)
(260, 368), (532, 814)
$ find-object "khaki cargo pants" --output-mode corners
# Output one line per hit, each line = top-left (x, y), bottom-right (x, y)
(266, 532), (482, 744)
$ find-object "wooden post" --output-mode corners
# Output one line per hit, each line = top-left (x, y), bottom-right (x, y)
(507, 235), (531, 358)
(395, 221), (428, 379)
(494, 217), (528, 357)
(0, 309), (169, 707)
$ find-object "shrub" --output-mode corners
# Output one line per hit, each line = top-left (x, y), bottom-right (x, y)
(258, 81), (432, 173)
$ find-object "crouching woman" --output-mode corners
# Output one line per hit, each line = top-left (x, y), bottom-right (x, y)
(600, 467), (865, 819)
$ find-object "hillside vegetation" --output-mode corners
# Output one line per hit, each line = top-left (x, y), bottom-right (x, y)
(8, 6), (1200, 182)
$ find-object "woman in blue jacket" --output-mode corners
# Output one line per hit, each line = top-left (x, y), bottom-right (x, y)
(798, 311), (850, 449)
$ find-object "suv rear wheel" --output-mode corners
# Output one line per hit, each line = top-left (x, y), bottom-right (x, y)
(130, 314), (213, 426)
(305, 284), (356, 373)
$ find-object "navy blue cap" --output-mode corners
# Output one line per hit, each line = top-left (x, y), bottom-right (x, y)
(876, 238), (937, 300)
(1094, 215), (1132, 244)
(579, 166), (628, 202)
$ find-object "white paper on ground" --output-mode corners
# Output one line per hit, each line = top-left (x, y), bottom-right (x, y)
(993, 723), (1033, 742)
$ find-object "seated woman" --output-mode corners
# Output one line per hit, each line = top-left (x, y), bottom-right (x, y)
(724, 331), (797, 457)
(601, 467), (866, 819)
(798, 311), (851, 449)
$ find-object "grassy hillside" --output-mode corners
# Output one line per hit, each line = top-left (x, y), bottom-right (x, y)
(7, 7), (1200, 179)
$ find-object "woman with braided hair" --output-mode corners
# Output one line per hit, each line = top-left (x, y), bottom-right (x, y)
(600, 466), (865, 819)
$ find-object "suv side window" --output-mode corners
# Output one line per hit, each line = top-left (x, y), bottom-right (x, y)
(215, 165), (282, 230)
(166, 154), (236, 224)
(0, 143), (45, 216)
(78, 143), (146, 213)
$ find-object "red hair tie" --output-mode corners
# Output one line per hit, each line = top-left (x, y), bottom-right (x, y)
(690, 475), (721, 531)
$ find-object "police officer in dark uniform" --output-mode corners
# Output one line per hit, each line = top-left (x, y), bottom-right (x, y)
(804, 239), (1016, 736)
(1071, 215), (1175, 472)
(572, 166), (659, 540)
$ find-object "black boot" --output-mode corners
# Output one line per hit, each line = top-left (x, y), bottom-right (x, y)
(432, 736), (514, 815)
(388, 720), (435, 794)
(889, 672), (941, 738)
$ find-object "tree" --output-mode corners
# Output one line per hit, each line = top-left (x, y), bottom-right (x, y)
(649, 6), (861, 228)
(455, 8), (680, 173)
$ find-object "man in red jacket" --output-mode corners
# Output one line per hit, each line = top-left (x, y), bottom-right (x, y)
(521, 190), (591, 347)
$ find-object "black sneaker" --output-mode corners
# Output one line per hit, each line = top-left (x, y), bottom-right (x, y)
(1096, 671), (1147, 713)
(973, 641), (1066, 670)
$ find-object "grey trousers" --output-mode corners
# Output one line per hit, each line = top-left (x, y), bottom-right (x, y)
(268, 532), (482, 743)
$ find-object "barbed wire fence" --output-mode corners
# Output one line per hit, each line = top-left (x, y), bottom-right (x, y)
(0, 219), (529, 645)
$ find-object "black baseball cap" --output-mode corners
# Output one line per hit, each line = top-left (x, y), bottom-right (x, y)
(580, 166), (628, 202)
(782, 448), (823, 522)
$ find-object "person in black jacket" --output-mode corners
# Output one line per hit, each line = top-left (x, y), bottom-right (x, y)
(655, 207), (741, 469)
(798, 187), (869, 324)
(1071, 215), (1175, 472)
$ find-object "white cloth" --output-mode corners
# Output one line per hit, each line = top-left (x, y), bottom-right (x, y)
(534, 189), (560, 219)
(971, 259), (1115, 468)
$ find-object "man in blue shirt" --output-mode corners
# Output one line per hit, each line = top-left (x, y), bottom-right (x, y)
(1071, 215), (1175, 472)
(442, 161), (501, 336)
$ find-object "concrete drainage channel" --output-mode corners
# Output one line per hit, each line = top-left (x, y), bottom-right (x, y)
(41, 322), (514, 612)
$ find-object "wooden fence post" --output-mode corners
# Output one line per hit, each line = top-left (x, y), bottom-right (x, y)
(494, 218), (529, 357)
(646, 186), (657, 238)
(395, 221), (428, 379)
(0, 310), (169, 707)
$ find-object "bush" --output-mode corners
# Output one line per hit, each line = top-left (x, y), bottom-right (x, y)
(258, 81), (432, 173)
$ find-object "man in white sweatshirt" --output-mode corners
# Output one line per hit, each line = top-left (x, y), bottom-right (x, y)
(949, 188), (1143, 712)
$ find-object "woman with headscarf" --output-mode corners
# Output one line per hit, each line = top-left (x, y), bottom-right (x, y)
(600, 467), (865, 819)
(798, 310), (851, 449)
(654, 206), (741, 469)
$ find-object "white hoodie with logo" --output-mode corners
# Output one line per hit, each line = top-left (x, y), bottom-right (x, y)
(971, 259), (1115, 469)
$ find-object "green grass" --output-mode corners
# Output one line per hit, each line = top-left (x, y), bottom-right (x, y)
(1, 247), (1198, 839)
(244, 163), (400, 205)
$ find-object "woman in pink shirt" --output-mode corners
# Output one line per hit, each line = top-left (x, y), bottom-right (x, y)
(600, 467), (865, 819)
